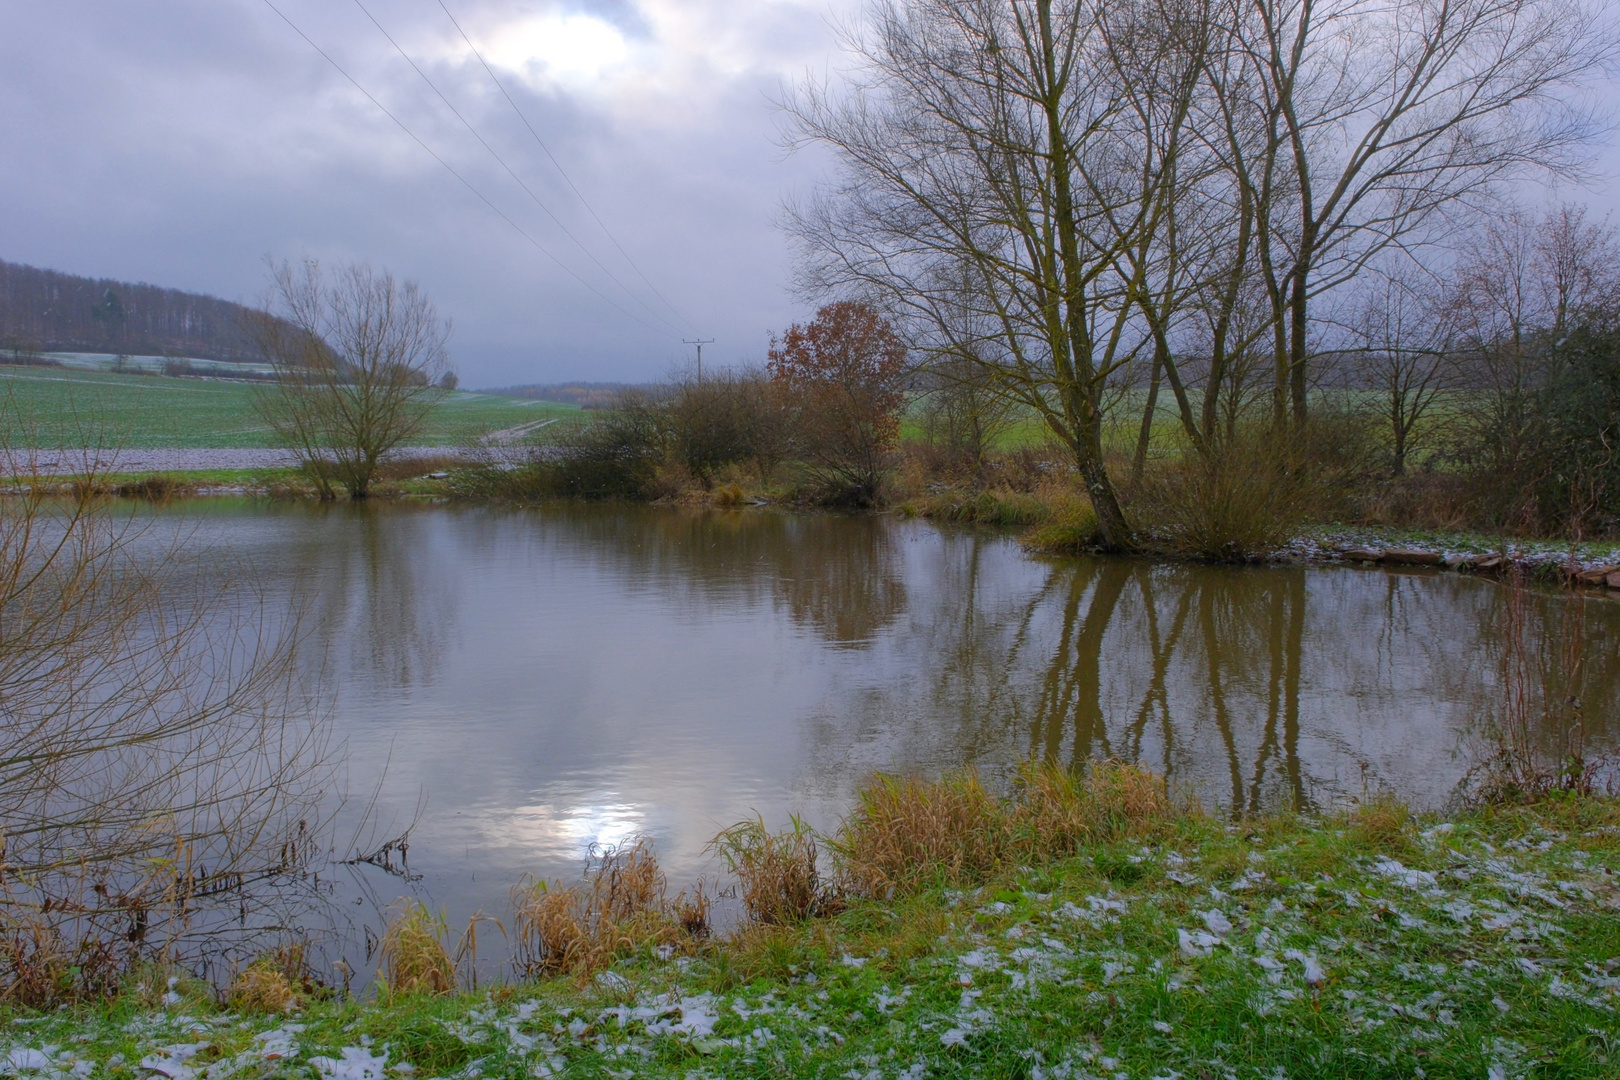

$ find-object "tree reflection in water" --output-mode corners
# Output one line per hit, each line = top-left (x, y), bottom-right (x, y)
(811, 529), (1618, 814)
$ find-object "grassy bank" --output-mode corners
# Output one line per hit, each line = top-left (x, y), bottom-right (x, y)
(9, 785), (1618, 1079)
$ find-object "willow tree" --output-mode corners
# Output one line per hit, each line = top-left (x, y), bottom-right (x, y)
(249, 261), (452, 499)
(784, 0), (1214, 550)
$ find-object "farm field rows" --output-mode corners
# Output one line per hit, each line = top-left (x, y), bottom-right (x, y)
(0, 365), (580, 449)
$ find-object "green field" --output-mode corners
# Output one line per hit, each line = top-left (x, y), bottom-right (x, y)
(0, 366), (580, 449)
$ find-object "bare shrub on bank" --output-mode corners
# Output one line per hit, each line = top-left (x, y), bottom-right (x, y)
(531, 394), (667, 500)
(1129, 415), (1375, 561)
(248, 260), (452, 500)
(917, 355), (1014, 475)
(666, 370), (792, 487)
(0, 457), (329, 1003)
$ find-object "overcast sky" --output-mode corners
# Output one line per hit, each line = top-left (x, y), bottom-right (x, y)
(0, 0), (863, 386)
(4, 2), (1619, 387)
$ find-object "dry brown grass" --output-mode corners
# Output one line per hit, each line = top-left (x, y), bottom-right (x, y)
(832, 770), (1010, 899)
(510, 881), (589, 977)
(670, 880), (713, 939)
(378, 902), (456, 997)
(510, 837), (692, 979)
(0, 920), (78, 1007)
(228, 959), (300, 1013)
(371, 453), (475, 483)
(1013, 759), (1177, 853)
(709, 815), (827, 926)
(830, 761), (1180, 899)
(1350, 793), (1415, 853)
(112, 474), (190, 502)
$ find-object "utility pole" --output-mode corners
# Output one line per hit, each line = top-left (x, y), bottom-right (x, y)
(683, 338), (714, 381)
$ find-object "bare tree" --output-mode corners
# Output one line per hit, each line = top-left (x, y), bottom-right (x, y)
(249, 261), (452, 499)
(1211, 0), (1616, 426)
(1448, 202), (1620, 490)
(784, 0), (1218, 547)
(918, 353), (1015, 471)
(1347, 264), (1456, 475)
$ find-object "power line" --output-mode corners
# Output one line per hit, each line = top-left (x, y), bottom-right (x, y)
(435, 0), (699, 335)
(350, 0), (683, 336)
(258, 0), (672, 337)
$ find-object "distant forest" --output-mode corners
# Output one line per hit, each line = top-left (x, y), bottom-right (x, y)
(0, 259), (264, 362)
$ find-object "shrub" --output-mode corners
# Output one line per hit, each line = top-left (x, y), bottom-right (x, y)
(1130, 418), (1371, 560)
(666, 372), (788, 487)
(112, 474), (187, 502)
(769, 302), (908, 506)
(916, 355), (1013, 471)
(1533, 323), (1620, 534)
(535, 396), (665, 499)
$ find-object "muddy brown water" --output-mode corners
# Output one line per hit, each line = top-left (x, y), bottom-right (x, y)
(127, 500), (1619, 975)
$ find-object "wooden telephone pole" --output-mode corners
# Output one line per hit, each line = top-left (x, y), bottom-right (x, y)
(683, 338), (714, 381)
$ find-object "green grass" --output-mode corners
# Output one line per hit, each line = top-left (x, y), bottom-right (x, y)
(13, 796), (1619, 1079)
(0, 366), (581, 449)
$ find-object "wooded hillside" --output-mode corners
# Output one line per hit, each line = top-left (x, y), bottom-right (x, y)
(0, 259), (262, 361)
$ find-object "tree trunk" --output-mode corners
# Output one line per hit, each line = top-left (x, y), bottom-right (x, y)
(1133, 351), (1164, 484)
(1081, 452), (1132, 552)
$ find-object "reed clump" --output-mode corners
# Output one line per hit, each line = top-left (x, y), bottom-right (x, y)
(229, 961), (298, 1014)
(1013, 758), (1178, 854)
(511, 837), (700, 979)
(709, 815), (829, 926)
(227, 944), (323, 1013)
(378, 902), (456, 997)
(832, 771), (1009, 898)
(830, 761), (1178, 901)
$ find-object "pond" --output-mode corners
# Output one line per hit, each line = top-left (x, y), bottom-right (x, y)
(142, 500), (1620, 975)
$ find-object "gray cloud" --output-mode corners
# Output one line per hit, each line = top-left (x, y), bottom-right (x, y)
(0, 0), (856, 384)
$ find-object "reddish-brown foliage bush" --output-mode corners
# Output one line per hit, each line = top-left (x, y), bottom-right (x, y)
(768, 301), (907, 505)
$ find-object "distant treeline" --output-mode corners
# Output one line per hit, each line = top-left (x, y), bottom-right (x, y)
(0, 259), (267, 362)
(482, 382), (655, 409)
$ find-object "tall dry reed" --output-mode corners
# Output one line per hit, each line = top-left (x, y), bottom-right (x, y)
(709, 815), (827, 925)
(829, 761), (1177, 900)
(377, 902), (456, 997)
(510, 837), (698, 979)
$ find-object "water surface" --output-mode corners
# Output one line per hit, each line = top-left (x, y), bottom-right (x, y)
(156, 501), (1618, 964)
